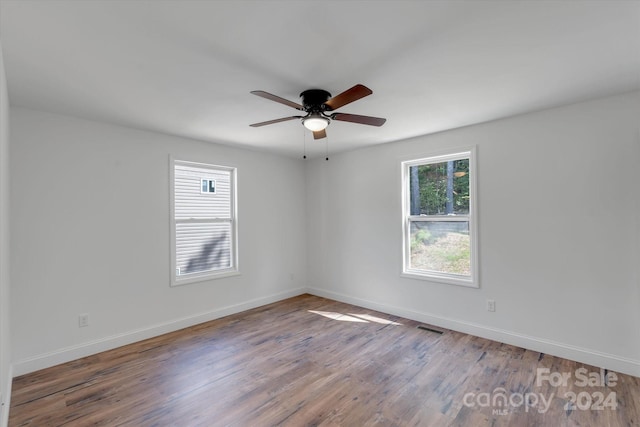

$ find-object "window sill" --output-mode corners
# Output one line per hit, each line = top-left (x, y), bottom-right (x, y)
(171, 270), (241, 287)
(401, 270), (478, 288)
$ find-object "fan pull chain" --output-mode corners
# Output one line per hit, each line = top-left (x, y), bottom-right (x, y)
(325, 134), (329, 161)
(303, 127), (307, 160)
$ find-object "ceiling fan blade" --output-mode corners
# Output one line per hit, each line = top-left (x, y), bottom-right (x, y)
(313, 129), (327, 140)
(249, 116), (301, 127)
(323, 84), (373, 111)
(331, 113), (386, 127)
(251, 90), (304, 111)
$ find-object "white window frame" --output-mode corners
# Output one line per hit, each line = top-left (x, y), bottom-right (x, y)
(170, 157), (239, 286)
(401, 146), (478, 288)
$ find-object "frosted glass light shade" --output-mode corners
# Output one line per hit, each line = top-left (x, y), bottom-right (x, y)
(303, 115), (329, 131)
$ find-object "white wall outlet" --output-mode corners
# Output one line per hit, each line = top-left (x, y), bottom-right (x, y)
(487, 300), (496, 312)
(78, 313), (89, 328)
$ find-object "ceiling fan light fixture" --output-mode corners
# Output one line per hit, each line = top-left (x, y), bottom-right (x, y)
(302, 114), (329, 132)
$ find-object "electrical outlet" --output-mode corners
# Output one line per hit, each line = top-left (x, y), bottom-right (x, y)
(78, 313), (89, 328)
(487, 300), (496, 312)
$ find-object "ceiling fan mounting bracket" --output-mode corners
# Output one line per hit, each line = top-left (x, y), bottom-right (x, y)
(299, 89), (332, 111)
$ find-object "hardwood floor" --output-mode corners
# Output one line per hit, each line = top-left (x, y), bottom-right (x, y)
(9, 294), (640, 426)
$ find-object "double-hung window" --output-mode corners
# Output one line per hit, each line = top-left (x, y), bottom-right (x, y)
(401, 147), (477, 287)
(170, 159), (238, 286)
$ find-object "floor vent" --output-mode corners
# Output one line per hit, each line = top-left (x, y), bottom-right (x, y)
(416, 325), (444, 334)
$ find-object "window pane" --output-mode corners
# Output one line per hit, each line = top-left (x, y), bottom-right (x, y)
(409, 221), (470, 276)
(176, 222), (232, 276)
(175, 165), (230, 219)
(409, 159), (469, 215)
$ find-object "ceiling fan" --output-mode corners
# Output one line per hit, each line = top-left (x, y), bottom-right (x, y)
(249, 84), (386, 140)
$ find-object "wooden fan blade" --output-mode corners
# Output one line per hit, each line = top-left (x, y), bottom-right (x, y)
(323, 84), (372, 111)
(249, 116), (301, 127)
(251, 91), (304, 111)
(313, 129), (327, 140)
(331, 113), (386, 127)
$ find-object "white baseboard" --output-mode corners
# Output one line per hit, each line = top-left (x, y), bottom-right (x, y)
(1, 364), (12, 427)
(12, 286), (640, 379)
(12, 288), (307, 377)
(307, 287), (640, 378)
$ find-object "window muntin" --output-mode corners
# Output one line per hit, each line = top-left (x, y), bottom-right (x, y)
(402, 148), (477, 287)
(171, 159), (238, 286)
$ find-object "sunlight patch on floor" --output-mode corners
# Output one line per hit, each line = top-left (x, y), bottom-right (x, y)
(308, 310), (368, 322)
(348, 313), (402, 325)
(308, 310), (402, 325)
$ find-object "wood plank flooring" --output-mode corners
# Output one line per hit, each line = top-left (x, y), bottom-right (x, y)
(9, 294), (640, 426)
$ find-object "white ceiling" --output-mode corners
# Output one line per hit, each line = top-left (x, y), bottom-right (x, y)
(1, 0), (639, 158)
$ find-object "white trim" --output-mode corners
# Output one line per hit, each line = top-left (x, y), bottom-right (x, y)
(169, 155), (177, 286)
(306, 287), (640, 378)
(400, 145), (479, 287)
(12, 288), (306, 376)
(400, 271), (477, 288)
(1, 365), (12, 427)
(409, 215), (469, 222)
(178, 218), (231, 224)
(402, 150), (472, 167)
(172, 270), (241, 287)
(171, 158), (235, 171)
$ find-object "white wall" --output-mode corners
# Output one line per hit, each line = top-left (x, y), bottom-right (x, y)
(306, 91), (640, 376)
(6, 91), (640, 381)
(9, 107), (307, 374)
(0, 41), (12, 426)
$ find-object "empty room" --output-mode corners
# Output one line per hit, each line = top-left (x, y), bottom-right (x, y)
(0, 1), (639, 426)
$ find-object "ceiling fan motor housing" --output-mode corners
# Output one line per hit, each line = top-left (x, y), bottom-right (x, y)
(300, 89), (332, 112)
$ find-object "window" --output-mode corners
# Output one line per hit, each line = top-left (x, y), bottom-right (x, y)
(170, 159), (238, 286)
(201, 179), (216, 194)
(401, 147), (478, 287)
